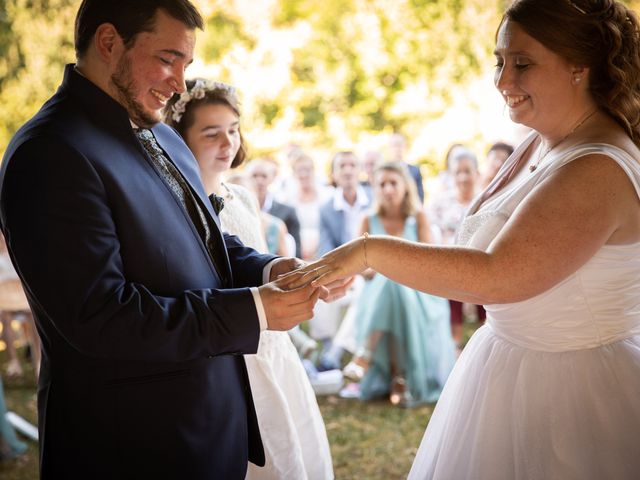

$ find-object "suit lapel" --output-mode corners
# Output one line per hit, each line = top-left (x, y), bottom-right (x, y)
(153, 127), (217, 221)
(152, 126), (233, 284)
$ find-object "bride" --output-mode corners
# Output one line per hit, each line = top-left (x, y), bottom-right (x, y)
(293, 0), (640, 478)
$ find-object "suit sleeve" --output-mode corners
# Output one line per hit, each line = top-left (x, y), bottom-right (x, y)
(223, 232), (276, 287)
(1, 137), (264, 363)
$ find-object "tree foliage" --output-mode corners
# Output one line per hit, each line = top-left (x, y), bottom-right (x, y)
(196, 0), (502, 154)
(0, 0), (76, 151)
(1, 0), (639, 163)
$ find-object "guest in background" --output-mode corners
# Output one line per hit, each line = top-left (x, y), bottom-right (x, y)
(425, 142), (466, 208)
(429, 148), (479, 245)
(361, 150), (384, 201)
(0, 375), (27, 461)
(165, 79), (333, 479)
(479, 141), (515, 189)
(278, 150), (333, 261)
(318, 152), (371, 255)
(0, 234), (40, 379)
(226, 173), (291, 257)
(388, 132), (424, 203)
(343, 162), (455, 406)
(248, 159), (302, 257)
(429, 148), (486, 347)
(260, 214), (289, 256)
(313, 151), (371, 371)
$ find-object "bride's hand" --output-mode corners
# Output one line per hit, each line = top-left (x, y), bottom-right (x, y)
(284, 235), (370, 290)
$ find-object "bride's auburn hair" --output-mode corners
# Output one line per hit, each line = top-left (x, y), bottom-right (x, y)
(501, 0), (640, 145)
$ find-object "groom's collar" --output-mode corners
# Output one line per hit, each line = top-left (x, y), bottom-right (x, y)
(61, 64), (132, 134)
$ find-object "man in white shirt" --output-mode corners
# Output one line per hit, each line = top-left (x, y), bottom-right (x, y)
(315, 151), (370, 370)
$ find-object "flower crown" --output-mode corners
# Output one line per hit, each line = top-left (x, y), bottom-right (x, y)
(170, 79), (237, 123)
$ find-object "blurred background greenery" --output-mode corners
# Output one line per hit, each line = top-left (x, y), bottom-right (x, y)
(0, 0), (511, 177)
(3, 0), (638, 175)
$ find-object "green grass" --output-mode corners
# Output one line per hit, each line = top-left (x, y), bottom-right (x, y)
(0, 348), (39, 480)
(319, 396), (434, 479)
(0, 371), (433, 480)
(0, 322), (481, 479)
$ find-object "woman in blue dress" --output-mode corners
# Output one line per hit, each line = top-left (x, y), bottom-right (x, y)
(346, 161), (456, 407)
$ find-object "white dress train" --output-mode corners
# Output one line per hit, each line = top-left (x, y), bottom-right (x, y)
(219, 183), (334, 480)
(408, 138), (640, 480)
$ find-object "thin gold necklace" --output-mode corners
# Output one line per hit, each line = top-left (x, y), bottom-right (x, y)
(529, 109), (597, 172)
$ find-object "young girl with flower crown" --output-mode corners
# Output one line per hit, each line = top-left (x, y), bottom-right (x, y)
(165, 79), (333, 479)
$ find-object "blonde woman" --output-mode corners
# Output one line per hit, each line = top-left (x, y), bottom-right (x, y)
(345, 162), (455, 407)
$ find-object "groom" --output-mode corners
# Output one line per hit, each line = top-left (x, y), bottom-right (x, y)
(0, 1), (330, 479)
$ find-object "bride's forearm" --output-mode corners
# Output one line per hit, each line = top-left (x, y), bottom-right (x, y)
(365, 235), (516, 305)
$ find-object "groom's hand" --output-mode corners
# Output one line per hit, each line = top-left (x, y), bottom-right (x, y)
(259, 273), (321, 330)
(268, 257), (305, 282)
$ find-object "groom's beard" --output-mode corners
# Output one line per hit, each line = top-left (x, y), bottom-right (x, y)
(111, 52), (160, 128)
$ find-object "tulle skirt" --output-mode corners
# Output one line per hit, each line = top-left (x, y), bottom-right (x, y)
(408, 325), (640, 480)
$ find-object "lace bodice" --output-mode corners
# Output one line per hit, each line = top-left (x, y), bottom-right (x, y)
(218, 183), (267, 253)
(458, 139), (640, 351)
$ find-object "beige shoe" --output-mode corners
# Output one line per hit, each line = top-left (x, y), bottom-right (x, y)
(389, 376), (417, 408)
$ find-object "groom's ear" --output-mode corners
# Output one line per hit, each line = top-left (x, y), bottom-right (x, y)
(93, 23), (125, 64)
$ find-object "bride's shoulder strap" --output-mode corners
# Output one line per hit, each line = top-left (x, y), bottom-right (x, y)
(552, 143), (640, 199)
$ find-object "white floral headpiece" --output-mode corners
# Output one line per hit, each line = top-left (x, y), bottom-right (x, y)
(170, 79), (237, 123)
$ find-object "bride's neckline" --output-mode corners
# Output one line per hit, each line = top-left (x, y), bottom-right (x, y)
(470, 133), (587, 215)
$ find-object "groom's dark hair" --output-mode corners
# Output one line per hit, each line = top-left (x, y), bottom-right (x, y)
(74, 0), (204, 59)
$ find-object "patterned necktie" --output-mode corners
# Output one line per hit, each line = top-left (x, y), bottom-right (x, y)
(134, 128), (228, 285)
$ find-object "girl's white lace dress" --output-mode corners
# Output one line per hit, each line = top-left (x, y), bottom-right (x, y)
(408, 136), (640, 479)
(219, 183), (333, 480)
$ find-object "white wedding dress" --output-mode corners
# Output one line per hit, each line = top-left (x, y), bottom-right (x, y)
(408, 136), (640, 480)
(218, 183), (333, 480)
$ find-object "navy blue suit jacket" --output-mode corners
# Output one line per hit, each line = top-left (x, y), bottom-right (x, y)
(0, 65), (272, 479)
